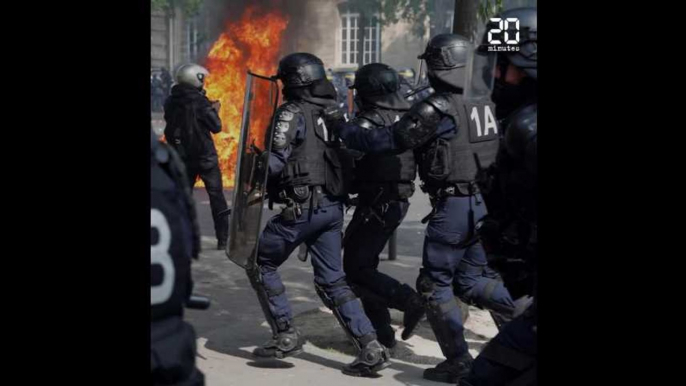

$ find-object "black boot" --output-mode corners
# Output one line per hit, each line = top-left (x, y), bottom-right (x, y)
(252, 328), (303, 359)
(423, 352), (473, 383)
(341, 337), (391, 377)
(376, 325), (397, 349)
(401, 291), (425, 340)
(217, 238), (227, 251)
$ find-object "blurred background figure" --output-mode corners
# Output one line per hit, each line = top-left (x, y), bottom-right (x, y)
(397, 67), (416, 103)
(160, 67), (174, 97)
(151, 72), (166, 112)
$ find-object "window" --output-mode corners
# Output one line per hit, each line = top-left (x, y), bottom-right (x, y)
(341, 11), (359, 65)
(446, 10), (454, 30)
(340, 11), (380, 66)
(185, 17), (200, 62)
(363, 15), (380, 64)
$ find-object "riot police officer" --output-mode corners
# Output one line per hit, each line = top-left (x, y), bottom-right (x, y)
(325, 34), (516, 383)
(151, 128), (205, 386)
(248, 52), (390, 377)
(164, 63), (230, 250)
(342, 63), (425, 350)
(463, 8), (538, 385)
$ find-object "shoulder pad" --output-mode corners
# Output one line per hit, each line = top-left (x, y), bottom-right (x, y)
(272, 103), (303, 150)
(423, 93), (453, 115)
(354, 116), (376, 130)
(504, 103), (537, 160)
(282, 101), (302, 114)
(275, 102), (305, 125)
(281, 102), (302, 113)
(410, 97), (443, 122)
(355, 110), (384, 129)
(393, 100), (444, 150)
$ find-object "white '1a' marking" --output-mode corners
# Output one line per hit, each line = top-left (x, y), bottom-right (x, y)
(483, 105), (498, 136)
(470, 105), (499, 137)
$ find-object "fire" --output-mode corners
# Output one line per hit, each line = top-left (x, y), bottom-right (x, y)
(201, 7), (288, 188)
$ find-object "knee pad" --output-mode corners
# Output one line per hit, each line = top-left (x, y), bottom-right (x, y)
(314, 281), (358, 311)
(416, 271), (435, 298)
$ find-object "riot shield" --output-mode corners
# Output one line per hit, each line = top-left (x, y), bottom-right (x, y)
(226, 72), (279, 269)
(463, 44), (500, 175)
(463, 44), (497, 102)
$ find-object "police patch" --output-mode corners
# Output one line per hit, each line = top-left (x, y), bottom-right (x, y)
(276, 121), (290, 132)
(278, 110), (294, 121)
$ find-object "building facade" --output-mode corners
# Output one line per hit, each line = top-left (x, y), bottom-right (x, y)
(281, 0), (431, 75)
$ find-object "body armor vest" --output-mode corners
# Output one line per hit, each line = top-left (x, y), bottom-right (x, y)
(354, 108), (416, 199)
(278, 100), (351, 198)
(417, 93), (500, 192)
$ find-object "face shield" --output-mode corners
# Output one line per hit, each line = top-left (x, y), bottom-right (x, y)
(463, 44), (497, 101)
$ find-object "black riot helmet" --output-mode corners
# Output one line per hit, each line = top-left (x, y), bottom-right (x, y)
(276, 53), (327, 88)
(350, 63), (410, 110)
(418, 33), (471, 91)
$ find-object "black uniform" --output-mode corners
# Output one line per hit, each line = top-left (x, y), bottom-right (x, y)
(164, 83), (229, 247)
(342, 63), (425, 349)
(344, 107), (423, 347)
(329, 34), (516, 384)
(464, 7), (538, 386)
(249, 53), (390, 377)
(151, 130), (204, 386)
(466, 100), (537, 386)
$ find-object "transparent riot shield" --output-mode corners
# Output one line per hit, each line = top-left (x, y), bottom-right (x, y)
(226, 71), (279, 269)
(463, 44), (497, 102)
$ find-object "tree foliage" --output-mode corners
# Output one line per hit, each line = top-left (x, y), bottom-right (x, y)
(477, 0), (504, 21)
(345, 0), (434, 38)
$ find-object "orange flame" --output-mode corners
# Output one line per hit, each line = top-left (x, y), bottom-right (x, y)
(202, 7), (288, 188)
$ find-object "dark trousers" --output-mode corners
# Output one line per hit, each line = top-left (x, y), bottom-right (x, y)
(422, 195), (514, 359)
(343, 199), (412, 339)
(186, 163), (229, 242)
(257, 202), (375, 338)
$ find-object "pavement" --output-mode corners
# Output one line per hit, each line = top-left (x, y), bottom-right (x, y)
(185, 184), (499, 385)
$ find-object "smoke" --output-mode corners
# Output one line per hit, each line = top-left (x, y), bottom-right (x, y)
(199, 0), (305, 63)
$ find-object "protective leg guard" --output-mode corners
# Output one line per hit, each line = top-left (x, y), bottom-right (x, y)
(314, 282), (391, 376)
(464, 278), (516, 330)
(341, 334), (391, 377)
(416, 273), (467, 359)
(253, 328), (304, 359)
(247, 267), (286, 335)
(248, 267), (302, 358)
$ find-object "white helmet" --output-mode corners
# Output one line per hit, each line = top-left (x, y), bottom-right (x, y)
(175, 63), (209, 89)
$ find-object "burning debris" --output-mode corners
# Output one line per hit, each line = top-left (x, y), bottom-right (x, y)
(200, 6), (288, 188)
